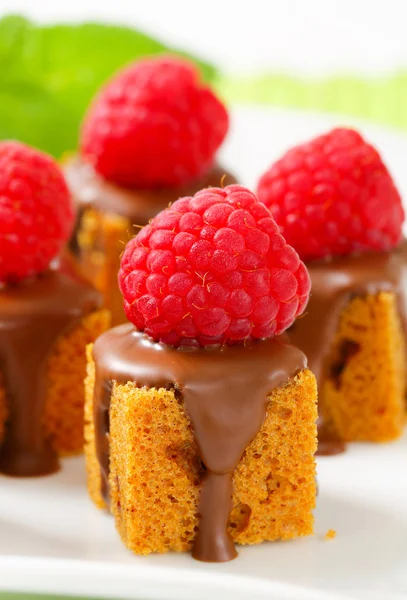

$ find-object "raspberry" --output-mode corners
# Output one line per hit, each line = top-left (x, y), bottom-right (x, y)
(80, 56), (229, 189)
(119, 184), (310, 346)
(0, 141), (74, 283)
(257, 128), (404, 261)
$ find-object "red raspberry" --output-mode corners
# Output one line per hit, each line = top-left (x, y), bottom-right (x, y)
(257, 128), (404, 261)
(80, 56), (229, 189)
(119, 184), (310, 346)
(0, 141), (74, 283)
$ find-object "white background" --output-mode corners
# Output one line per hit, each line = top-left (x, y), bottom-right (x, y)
(1, 0), (407, 75)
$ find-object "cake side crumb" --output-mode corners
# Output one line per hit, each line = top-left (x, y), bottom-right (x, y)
(84, 343), (107, 510)
(45, 308), (111, 456)
(105, 368), (317, 555)
(324, 529), (337, 540)
(322, 291), (406, 442)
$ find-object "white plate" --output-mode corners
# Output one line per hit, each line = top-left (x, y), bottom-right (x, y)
(2, 106), (407, 600)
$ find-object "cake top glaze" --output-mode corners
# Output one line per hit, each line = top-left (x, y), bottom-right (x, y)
(64, 155), (235, 223)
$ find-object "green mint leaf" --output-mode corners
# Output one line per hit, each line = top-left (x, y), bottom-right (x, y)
(0, 15), (216, 157)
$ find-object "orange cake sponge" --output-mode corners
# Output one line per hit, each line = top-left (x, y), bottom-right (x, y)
(85, 352), (317, 555)
(320, 292), (406, 443)
(73, 207), (128, 326)
(0, 309), (110, 457)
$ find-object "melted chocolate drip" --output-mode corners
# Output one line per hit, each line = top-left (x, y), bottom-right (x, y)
(64, 155), (236, 225)
(315, 416), (345, 456)
(92, 325), (306, 562)
(0, 263), (101, 476)
(289, 243), (407, 455)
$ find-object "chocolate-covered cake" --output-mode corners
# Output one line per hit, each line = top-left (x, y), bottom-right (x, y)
(290, 246), (407, 453)
(85, 184), (317, 561)
(66, 55), (235, 326)
(0, 141), (110, 476)
(257, 127), (407, 453)
(0, 262), (109, 475)
(86, 327), (316, 561)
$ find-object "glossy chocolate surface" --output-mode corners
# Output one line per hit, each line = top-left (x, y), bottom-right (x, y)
(64, 155), (236, 224)
(0, 262), (101, 476)
(92, 325), (306, 562)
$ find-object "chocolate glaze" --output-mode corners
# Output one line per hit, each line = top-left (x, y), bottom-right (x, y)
(64, 155), (236, 225)
(92, 325), (306, 562)
(0, 263), (101, 476)
(289, 243), (407, 455)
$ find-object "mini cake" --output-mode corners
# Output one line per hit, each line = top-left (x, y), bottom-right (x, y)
(65, 56), (235, 326)
(85, 184), (317, 561)
(257, 127), (406, 453)
(0, 141), (110, 476)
